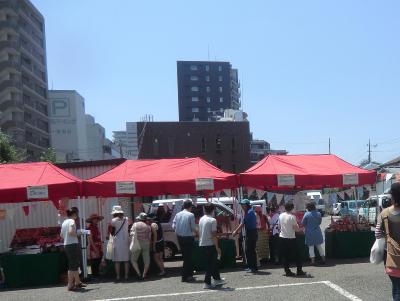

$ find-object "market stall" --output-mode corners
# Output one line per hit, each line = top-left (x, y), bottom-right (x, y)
(240, 154), (377, 260)
(83, 157), (240, 273)
(0, 162), (81, 288)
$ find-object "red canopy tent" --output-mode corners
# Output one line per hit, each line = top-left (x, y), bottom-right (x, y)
(83, 157), (238, 197)
(0, 162), (82, 204)
(240, 154), (377, 190)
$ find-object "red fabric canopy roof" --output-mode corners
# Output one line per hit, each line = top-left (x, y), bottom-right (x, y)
(240, 154), (376, 190)
(0, 162), (82, 203)
(83, 157), (238, 197)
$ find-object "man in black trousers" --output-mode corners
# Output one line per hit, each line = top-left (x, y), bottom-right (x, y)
(172, 200), (198, 282)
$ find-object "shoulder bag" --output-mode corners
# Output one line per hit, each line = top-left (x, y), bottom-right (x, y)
(105, 217), (127, 260)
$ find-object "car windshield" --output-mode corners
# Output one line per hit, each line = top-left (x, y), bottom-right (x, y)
(349, 202), (356, 209)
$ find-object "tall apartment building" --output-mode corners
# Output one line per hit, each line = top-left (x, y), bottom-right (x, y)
(177, 61), (240, 122)
(0, 0), (49, 161)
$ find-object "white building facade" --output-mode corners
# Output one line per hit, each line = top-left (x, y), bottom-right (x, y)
(49, 90), (110, 162)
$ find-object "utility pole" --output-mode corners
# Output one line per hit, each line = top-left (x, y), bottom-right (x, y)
(368, 138), (371, 164)
(328, 138), (331, 154)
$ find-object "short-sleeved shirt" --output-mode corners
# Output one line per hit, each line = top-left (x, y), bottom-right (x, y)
(172, 210), (196, 237)
(270, 212), (280, 236)
(279, 212), (297, 239)
(61, 218), (79, 245)
(241, 208), (257, 232)
(199, 215), (217, 246)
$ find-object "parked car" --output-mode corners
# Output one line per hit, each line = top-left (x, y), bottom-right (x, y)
(148, 198), (236, 259)
(339, 200), (365, 216)
(358, 194), (391, 225)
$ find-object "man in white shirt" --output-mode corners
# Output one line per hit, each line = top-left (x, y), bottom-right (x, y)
(172, 200), (198, 282)
(279, 202), (306, 277)
(199, 203), (226, 289)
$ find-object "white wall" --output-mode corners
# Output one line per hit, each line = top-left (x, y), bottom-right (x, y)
(48, 90), (88, 162)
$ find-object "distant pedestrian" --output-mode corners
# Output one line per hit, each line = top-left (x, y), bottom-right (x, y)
(199, 203), (226, 289)
(376, 182), (400, 301)
(233, 199), (258, 273)
(279, 202), (306, 277)
(61, 208), (87, 291)
(269, 206), (280, 264)
(110, 206), (130, 281)
(86, 214), (104, 278)
(149, 210), (166, 276)
(301, 202), (325, 265)
(172, 200), (198, 282)
(130, 213), (152, 280)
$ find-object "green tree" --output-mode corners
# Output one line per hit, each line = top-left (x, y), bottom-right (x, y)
(0, 130), (23, 163)
(40, 147), (57, 163)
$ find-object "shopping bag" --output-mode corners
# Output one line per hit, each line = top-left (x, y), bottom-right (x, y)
(370, 238), (385, 264)
(105, 236), (113, 260)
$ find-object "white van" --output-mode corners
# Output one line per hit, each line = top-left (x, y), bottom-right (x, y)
(148, 198), (236, 259)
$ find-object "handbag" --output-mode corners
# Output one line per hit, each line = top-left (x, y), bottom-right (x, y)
(105, 218), (127, 260)
(130, 224), (142, 253)
(370, 238), (385, 264)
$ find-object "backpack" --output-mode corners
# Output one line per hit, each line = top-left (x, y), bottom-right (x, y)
(381, 207), (400, 269)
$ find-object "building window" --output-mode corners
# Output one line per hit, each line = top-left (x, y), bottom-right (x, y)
(206, 97), (211, 103)
(190, 65), (198, 70)
(205, 75), (210, 82)
(219, 87), (223, 92)
(206, 86), (211, 92)
(205, 65), (210, 71)
(216, 135), (222, 150)
(218, 65), (222, 72)
(207, 107), (211, 112)
(232, 164), (236, 173)
(192, 117), (199, 122)
(191, 86), (199, 92)
(153, 138), (159, 156)
(208, 117), (211, 121)
(190, 75), (199, 81)
(201, 137), (206, 152)
(218, 76), (223, 82)
(231, 137), (236, 150)
(219, 97), (224, 103)
(191, 96), (199, 102)
(220, 108), (224, 112)
(192, 107), (199, 113)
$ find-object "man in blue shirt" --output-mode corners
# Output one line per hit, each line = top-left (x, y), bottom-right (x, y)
(233, 199), (258, 273)
(172, 199), (198, 282)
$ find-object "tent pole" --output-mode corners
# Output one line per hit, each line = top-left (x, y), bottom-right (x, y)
(81, 196), (88, 279)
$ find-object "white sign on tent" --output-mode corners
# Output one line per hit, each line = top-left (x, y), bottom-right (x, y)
(343, 173), (359, 185)
(116, 181), (136, 194)
(27, 185), (49, 199)
(277, 175), (295, 187)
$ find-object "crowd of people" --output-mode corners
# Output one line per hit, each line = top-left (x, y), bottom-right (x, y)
(59, 186), (400, 300)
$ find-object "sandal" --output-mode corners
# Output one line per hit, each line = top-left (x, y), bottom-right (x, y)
(76, 282), (87, 288)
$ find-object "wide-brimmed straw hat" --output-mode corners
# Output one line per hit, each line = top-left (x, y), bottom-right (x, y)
(85, 214), (104, 223)
(111, 205), (124, 215)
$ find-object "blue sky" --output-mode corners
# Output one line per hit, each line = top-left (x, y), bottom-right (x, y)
(33, 0), (400, 164)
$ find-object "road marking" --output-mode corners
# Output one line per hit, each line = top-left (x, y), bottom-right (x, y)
(322, 281), (363, 301)
(91, 280), (362, 301)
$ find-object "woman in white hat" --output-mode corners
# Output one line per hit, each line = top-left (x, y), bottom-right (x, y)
(110, 205), (130, 281)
